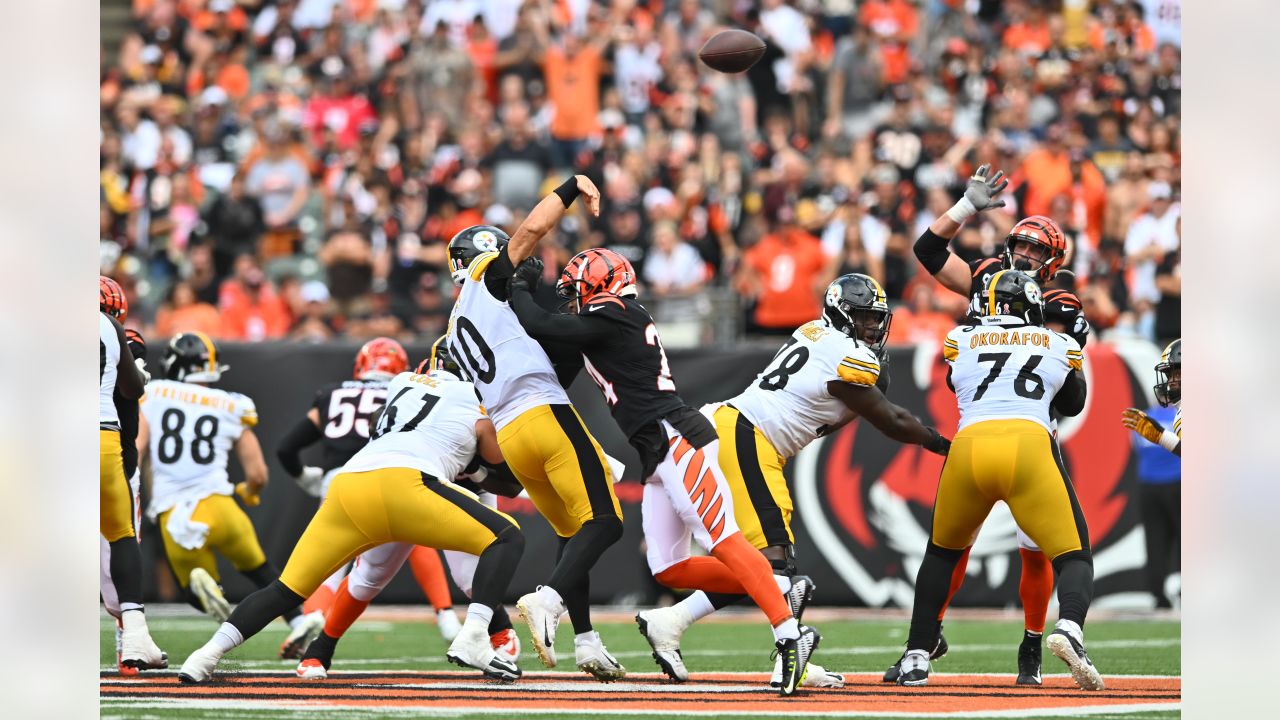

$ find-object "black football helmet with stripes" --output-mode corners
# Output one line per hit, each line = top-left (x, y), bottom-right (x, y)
(822, 273), (892, 352)
(163, 332), (228, 383)
(448, 225), (509, 286)
(982, 269), (1045, 326)
(1154, 338), (1181, 407)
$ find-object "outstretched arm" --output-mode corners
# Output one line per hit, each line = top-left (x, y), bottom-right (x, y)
(827, 380), (950, 454)
(507, 258), (614, 345)
(914, 164), (1009, 296)
(1122, 408), (1180, 457)
(507, 174), (601, 266)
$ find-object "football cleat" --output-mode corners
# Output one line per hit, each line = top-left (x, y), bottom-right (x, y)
(786, 576), (815, 622)
(635, 606), (691, 683)
(491, 628), (520, 663)
(114, 622), (138, 677)
(279, 611), (325, 660)
(119, 611), (168, 671)
(188, 568), (232, 621)
(884, 627), (948, 682)
(771, 659), (845, 689)
(774, 625), (821, 697)
(295, 658), (328, 680)
(896, 649), (930, 686)
(516, 588), (565, 668)
(575, 631), (626, 682)
(1047, 628), (1104, 691)
(1017, 631), (1043, 686)
(437, 608), (462, 643)
(177, 644), (222, 683)
(447, 625), (521, 682)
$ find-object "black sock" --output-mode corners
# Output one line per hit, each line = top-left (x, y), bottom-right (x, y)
(108, 538), (144, 606)
(562, 575), (593, 635)
(301, 631), (339, 668)
(706, 592), (747, 611)
(470, 526), (525, 610)
(1052, 552), (1095, 628)
(227, 580), (305, 640)
(547, 517), (623, 632)
(181, 587), (206, 614)
(242, 561), (301, 623)
(907, 543), (965, 652)
(487, 605), (513, 635)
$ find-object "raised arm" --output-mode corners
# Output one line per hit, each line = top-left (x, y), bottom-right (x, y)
(914, 164), (1009, 296)
(506, 257), (615, 344)
(507, 175), (600, 266)
(827, 381), (950, 454)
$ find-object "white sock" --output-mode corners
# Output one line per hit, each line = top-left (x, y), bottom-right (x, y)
(466, 603), (494, 627)
(1055, 619), (1083, 644)
(120, 602), (144, 613)
(774, 575), (792, 594)
(677, 591), (716, 622)
(575, 630), (599, 646)
(536, 585), (564, 608)
(772, 617), (800, 642)
(287, 614), (308, 631)
(211, 623), (245, 654)
(120, 608), (149, 632)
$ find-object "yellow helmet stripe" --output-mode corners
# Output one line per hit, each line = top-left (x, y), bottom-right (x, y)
(987, 270), (1007, 317)
(429, 336), (445, 372)
(192, 331), (217, 374)
(868, 276), (887, 305)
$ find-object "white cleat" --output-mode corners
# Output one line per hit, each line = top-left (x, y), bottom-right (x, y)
(437, 608), (462, 643)
(635, 606), (690, 682)
(575, 631), (626, 682)
(177, 643), (222, 683)
(771, 658), (845, 688)
(295, 658), (328, 680)
(1047, 629), (1105, 691)
(120, 610), (168, 671)
(491, 628), (520, 664)
(516, 588), (565, 668)
(280, 611), (325, 659)
(188, 568), (231, 621)
(447, 624), (521, 682)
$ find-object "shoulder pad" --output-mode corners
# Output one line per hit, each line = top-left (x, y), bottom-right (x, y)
(835, 343), (881, 387)
(230, 392), (259, 427)
(469, 251), (501, 282)
(972, 257), (1002, 278)
(943, 327), (963, 362)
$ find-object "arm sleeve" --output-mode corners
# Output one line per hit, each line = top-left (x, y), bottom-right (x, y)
(482, 247), (517, 301)
(913, 228), (953, 276)
(276, 416), (322, 478)
(508, 286), (615, 345)
(1050, 370), (1088, 417)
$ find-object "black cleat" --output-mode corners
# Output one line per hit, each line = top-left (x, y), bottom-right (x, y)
(774, 625), (821, 697)
(895, 650), (930, 687)
(884, 627), (948, 682)
(786, 576), (815, 622)
(1046, 628), (1104, 691)
(1017, 631), (1043, 686)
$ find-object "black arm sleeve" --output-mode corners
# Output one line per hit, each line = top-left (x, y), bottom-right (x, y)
(508, 286), (615, 346)
(1051, 370), (1088, 417)
(539, 337), (586, 388)
(276, 417), (322, 477)
(913, 228), (953, 276)
(477, 460), (525, 498)
(482, 247), (518, 301)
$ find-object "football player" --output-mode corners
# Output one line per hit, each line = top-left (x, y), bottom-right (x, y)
(633, 274), (951, 687)
(139, 332), (324, 659)
(898, 270), (1103, 691)
(295, 340), (523, 680)
(275, 337), (465, 643)
(99, 277), (166, 671)
(509, 253), (873, 697)
(905, 165), (1090, 684)
(1122, 339), (1181, 456)
(445, 175), (630, 681)
(179, 358), (527, 684)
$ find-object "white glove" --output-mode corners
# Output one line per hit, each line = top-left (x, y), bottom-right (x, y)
(296, 466), (325, 498)
(604, 453), (626, 484)
(456, 465), (489, 484)
(135, 357), (151, 384)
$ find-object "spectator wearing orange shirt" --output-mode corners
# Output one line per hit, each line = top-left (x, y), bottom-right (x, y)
(154, 279), (221, 339)
(1021, 124), (1107, 243)
(541, 31), (605, 168)
(858, 0), (918, 86)
(218, 255), (292, 341)
(738, 205), (832, 335)
(888, 282), (956, 346)
(1002, 0), (1053, 57)
(1088, 1), (1157, 58)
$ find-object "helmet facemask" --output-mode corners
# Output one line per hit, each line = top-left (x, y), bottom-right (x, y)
(1154, 362), (1180, 407)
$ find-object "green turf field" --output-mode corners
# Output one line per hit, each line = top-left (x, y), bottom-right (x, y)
(100, 608), (1180, 720)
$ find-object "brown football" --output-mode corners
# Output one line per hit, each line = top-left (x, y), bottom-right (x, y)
(698, 29), (767, 74)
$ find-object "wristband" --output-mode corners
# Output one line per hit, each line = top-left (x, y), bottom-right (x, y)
(1159, 429), (1180, 452)
(552, 177), (580, 208)
(945, 196), (977, 223)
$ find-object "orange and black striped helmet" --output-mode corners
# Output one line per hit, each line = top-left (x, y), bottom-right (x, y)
(556, 248), (637, 308)
(1003, 215), (1067, 283)
(100, 276), (128, 322)
(354, 337), (409, 380)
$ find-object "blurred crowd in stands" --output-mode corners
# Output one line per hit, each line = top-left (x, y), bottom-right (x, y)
(100, 0), (1180, 348)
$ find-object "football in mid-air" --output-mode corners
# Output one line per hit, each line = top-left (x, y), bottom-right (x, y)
(698, 29), (767, 74)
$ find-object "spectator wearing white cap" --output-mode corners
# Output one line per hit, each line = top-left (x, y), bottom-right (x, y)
(1124, 180), (1180, 339)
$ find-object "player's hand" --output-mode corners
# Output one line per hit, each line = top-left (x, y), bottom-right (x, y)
(510, 256), (544, 294)
(923, 427), (951, 456)
(574, 174), (601, 216)
(1121, 408), (1165, 444)
(296, 466), (325, 498)
(124, 328), (147, 359)
(235, 481), (262, 507)
(963, 164), (1009, 212)
(1073, 314), (1091, 347)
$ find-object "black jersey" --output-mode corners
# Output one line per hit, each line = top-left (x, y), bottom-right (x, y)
(310, 379), (390, 471)
(965, 257), (1090, 347)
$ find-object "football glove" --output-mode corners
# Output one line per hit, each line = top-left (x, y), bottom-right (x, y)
(124, 328), (151, 383)
(1122, 408), (1179, 451)
(947, 164), (1008, 222)
(295, 466), (325, 498)
(923, 427), (951, 456)
(235, 481), (261, 507)
(509, 256), (544, 294)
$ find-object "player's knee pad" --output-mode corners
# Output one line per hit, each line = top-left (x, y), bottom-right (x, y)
(242, 561), (280, 589)
(1051, 549), (1093, 574)
(490, 524), (526, 554)
(764, 544), (797, 576)
(581, 515), (623, 545)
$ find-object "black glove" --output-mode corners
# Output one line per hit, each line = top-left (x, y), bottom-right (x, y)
(124, 328), (147, 360)
(509, 256), (544, 295)
(923, 427), (951, 456)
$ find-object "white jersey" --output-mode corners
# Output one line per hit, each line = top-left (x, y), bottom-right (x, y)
(343, 371), (484, 481)
(943, 319), (1083, 433)
(730, 320), (881, 458)
(447, 250), (569, 429)
(1173, 400), (1182, 442)
(142, 379), (259, 517)
(100, 313), (122, 426)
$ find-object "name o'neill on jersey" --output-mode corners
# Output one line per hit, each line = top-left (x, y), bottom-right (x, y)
(141, 379), (259, 517)
(943, 324), (1082, 433)
(341, 372), (484, 482)
(730, 320), (881, 458)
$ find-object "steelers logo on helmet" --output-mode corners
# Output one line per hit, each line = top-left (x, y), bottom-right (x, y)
(1024, 280), (1042, 306)
(472, 230), (499, 252)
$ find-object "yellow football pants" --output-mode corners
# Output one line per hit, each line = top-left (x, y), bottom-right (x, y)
(932, 419), (1089, 560)
(713, 405), (794, 549)
(497, 404), (620, 538)
(278, 467), (519, 598)
(157, 494), (268, 586)
(100, 429), (136, 542)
